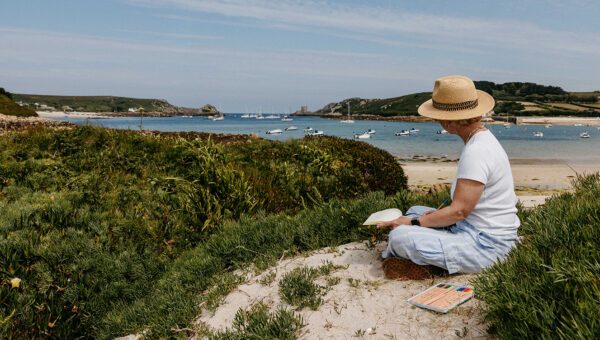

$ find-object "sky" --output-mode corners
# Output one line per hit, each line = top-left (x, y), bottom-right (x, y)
(1, 0), (599, 112)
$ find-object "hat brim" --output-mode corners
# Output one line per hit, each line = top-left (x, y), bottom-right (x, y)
(417, 90), (495, 120)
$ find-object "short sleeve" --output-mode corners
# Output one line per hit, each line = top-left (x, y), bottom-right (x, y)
(456, 146), (488, 185)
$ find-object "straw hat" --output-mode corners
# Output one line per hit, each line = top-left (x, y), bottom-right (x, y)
(418, 75), (494, 120)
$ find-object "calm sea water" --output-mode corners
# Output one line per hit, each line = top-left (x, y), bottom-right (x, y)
(54, 114), (600, 163)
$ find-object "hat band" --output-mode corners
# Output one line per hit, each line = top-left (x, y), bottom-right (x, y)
(432, 98), (478, 111)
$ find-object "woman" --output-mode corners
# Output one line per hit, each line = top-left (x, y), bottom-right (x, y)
(378, 75), (520, 280)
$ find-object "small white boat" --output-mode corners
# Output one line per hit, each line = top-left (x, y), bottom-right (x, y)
(504, 123), (511, 128)
(266, 129), (283, 134)
(574, 123), (583, 127)
(395, 130), (410, 136)
(354, 132), (370, 139)
(545, 124), (552, 128)
(181, 115), (192, 118)
(281, 116), (293, 122)
(255, 115), (265, 120)
(308, 130), (324, 136)
(580, 131), (590, 138)
(366, 129), (376, 134)
(409, 128), (419, 133)
(212, 115), (224, 121)
(533, 131), (543, 137)
(436, 129), (448, 134)
(265, 114), (280, 119)
(241, 113), (251, 118)
(285, 126), (297, 131)
(303, 127), (313, 132)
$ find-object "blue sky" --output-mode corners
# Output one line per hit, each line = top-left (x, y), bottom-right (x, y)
(1, 0), (599, 112)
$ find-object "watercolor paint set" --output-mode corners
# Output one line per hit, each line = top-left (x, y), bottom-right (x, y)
(407, 283), (474, 313)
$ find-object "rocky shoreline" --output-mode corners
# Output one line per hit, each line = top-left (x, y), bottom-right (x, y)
(0, 114), (74, 132)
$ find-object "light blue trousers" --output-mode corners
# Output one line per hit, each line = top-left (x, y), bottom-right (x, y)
(381, 206), (517, 274)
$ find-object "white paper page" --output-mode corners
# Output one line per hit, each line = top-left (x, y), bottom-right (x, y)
(363, 208), (403, 225)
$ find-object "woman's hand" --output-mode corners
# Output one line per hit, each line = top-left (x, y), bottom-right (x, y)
(377, 216), (411, 230)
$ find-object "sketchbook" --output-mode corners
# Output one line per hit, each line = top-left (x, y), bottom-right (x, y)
(407, 283), (474, 313)
(362, 208), (403, 225)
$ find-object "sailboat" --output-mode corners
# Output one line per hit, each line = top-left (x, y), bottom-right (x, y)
(340, 102), (355, 124)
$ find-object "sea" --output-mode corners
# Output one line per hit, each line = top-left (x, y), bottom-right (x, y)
(53, 114), (600, 164)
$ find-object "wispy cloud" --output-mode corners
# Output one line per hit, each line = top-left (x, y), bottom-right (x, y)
(115, 28), (222, 40)
(135, 0), (600, 55)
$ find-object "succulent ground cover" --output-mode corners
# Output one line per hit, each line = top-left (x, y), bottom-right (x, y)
(0, 126), (406, 338)
(474, 173), (600, 339)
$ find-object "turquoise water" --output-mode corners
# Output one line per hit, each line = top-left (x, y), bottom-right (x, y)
(54, 115), (600, 163)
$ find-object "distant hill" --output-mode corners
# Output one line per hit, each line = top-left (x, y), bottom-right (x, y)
(316, 81), (599, 117)
(316, 92), (431, 117)
(12, 94), (219, 115)
(0, 88), (37, 117)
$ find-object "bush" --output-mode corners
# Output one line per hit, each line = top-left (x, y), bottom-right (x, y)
(474, 173), (600, 338)
(0, 126), (410, 338)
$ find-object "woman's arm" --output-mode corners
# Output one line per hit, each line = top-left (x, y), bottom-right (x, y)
(418, 178), (484, 228)
(377, 178), (484, 229)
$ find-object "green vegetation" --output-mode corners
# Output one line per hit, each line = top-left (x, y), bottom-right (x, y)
(209, 302), (304, 340)
(0, 126), (407, 338)
(278, 262), (344, 310)
(0, 88), (13, 100)
(316, 92), (431, 116)
(0, 91), (37, 117)
(317, 81), (599, 117)
(474, 174), (600, 339)
(12, 94), (176, 113)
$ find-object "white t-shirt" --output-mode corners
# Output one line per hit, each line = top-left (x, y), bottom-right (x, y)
(450, 129), (520, 236)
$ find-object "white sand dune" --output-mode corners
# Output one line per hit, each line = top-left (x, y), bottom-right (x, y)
(195, 242), (489, 339)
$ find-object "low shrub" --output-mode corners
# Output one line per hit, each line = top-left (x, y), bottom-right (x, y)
(474, 173), (600, 338)
(0, 126), (410, 338)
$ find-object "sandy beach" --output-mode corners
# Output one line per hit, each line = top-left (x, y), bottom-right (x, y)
(402, 160), (599, 207)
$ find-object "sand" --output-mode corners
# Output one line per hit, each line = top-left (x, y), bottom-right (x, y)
(195, 242), (487, 339)
(518, 116), (600, 126)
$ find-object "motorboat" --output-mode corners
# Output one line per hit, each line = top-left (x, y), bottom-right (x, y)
(409, 128), (419, 133)
(580, 131), (590, 138)
(212, 115), (224, 121)
(533, 131), (543, 137)
(395, 130), (410, 136)
(241, 113), (251, 118)
(545, 124), (552, 128)
(366, 129), (376, 134)
(307, 130), (324, 136)
(436, 129), (448, 134)
(265, 114), (280, 119)
(303, 127), (314, 132)
(281, 116), (293, 122)
(574, 123), (583, 126)
(285, 126), (298, 131)
(354, 132), (370, 139)
(266, 129), (283, 134)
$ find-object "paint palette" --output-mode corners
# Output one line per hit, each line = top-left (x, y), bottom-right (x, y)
(407, 283), (473, 313)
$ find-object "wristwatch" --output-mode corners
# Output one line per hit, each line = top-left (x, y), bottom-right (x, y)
(411, 217), (421, 226)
